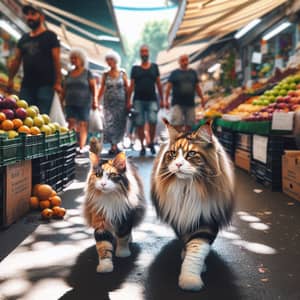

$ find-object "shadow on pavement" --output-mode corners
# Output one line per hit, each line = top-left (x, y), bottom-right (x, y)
(59, 243), (141, 300)
(144, 239), (242, 300)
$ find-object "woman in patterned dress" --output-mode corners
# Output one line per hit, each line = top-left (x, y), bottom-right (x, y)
(98, 51), (128, 155)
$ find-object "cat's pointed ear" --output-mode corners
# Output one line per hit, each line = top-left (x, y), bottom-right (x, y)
(112, 152), (126, 171)
(162, 118), (179, 142)
(89, 152), (99, 168)
(195, 119), (213, 143)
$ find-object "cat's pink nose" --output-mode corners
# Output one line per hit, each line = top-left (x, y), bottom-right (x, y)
(101, 182), (106, 187)
(176, 162), (182, 168)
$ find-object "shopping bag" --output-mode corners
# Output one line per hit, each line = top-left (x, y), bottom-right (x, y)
(49, 92), (68, 127)
(89, 108), (103, 133)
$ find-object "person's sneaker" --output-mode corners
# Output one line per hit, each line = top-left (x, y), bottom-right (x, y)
(140, 148), (146, 156)
(149, 143), (156, 155)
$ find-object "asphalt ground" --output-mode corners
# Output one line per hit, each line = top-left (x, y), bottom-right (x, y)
(0, 146), (300, 300)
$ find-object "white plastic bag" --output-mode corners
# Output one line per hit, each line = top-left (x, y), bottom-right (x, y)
(156, 108), (170, 141)
(49, 92), (68, 127)
(89, 108), (103, 132)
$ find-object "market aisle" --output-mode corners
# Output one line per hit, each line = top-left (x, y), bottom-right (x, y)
(0, 151), (300, 300)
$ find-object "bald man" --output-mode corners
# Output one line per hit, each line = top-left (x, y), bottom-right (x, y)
(164, 54), (205, 132)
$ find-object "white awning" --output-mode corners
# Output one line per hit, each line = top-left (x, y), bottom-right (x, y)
(169, 0), (288, 48)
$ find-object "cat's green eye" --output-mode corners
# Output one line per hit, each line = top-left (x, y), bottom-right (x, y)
(109, 172), (119, 179)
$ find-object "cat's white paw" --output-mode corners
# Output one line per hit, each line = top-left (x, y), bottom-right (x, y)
(96, 258), (113, 273)
(178, 273), (204, 291)
(115, 246), (131, 258)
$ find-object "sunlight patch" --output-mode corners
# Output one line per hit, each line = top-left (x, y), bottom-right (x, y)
(249, 222), (270, 231)
(240, 215), (261, 222)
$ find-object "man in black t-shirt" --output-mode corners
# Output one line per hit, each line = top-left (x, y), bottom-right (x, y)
(8, 4), (62, 114)
(165, 54), (205, 132)
(127, 45), (163, 156)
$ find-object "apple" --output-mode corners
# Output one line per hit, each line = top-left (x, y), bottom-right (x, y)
(41, 114), (50, 124)
(48, 123), (57, 133)
(23, 117), (34, 127)
(59, 126), (68, 133)
(283, 96), (291, 102)
(1, 109), (15, 119)
(8, 94), (19, 101)
(2, 97), (18, 109)
(52, 122), (61, 131)
(33, 115), (44, 127)
(26, 107), (37, 118)
(7, 130), (18, 139)
(40, 124), (51, 135)
(31, 105), (40, 114)
(15, 108), (27, 120)
(16, 99), (28, 109)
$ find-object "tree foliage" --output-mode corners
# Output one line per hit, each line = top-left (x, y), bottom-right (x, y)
(122, 19), (170, 74)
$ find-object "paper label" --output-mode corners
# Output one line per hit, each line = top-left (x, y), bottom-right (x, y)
(272, 112), (294, 131)
(253, 135), (268, 163)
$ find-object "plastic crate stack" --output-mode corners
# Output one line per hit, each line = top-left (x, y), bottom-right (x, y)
(30, 130), (77, 192)
(215, 128), (236, 160)
(250, 135), (297, 191)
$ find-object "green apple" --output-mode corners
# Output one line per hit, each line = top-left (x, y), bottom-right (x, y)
(26, 107), (37, 118)
(7, 130), (18, 139)
(48, 123), (57, 133)
(23, 117), (34, 127)
(16, 99), (28, 109)
(34, 115), (44, 127)
(40, 124), (52, 135)
(41, 114), (51, 124)
(31, 105), (40, 114)
(59, 126), (68, 133)
(53, 122), (61, 131)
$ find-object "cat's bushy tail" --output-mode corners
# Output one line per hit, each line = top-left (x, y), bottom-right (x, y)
(89, 137), (101, 156)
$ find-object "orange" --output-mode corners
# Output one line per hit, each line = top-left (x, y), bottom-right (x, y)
(34, 184), (53, 200)
(50, 195), (62, 207)
(52, 206), (66, 219)
(41, 208), (53, 219)
(50, 190), (57, 197)
(29, 196), (40, 209)
(0, 112), (6, 122)
(12, 118), (23, 129)
(32, 184), (41, 197)
(39, 200), (51, 209)
(30, 126), (41, 135)
(1, 119), (14, 131)
(18, 125), (31, 134)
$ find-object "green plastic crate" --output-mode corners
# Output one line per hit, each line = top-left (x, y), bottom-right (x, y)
(0, 134), (23, 167)
(21, 133), (44, 160)
(44, 132), (60, 155)
(59, 130), (77, 147)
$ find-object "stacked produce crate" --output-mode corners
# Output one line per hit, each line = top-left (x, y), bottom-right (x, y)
(215, 128), (236, 160)
(234, 133), (252, 172)
(250, 135), (296, 191)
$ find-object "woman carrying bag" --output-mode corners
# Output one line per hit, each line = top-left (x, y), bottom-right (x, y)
(61, 48), (98, 154)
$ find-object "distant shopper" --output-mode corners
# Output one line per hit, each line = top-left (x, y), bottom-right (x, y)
(62, 48), (97, 153)
(164, 54), (205, 132)
(8, 4), (62, 114)
(127, 45), (163, 156)
(98, 51), (128, 155)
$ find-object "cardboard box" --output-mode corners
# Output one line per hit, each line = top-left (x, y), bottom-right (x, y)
(1, 160), (32, 227)
(282, 151), (300, 202)
(235, 149), (251, 172)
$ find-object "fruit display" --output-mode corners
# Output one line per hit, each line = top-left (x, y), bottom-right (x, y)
(0, 94), (68, 138)
(29, 184), (67, 220)
(245, 74), (300, 121)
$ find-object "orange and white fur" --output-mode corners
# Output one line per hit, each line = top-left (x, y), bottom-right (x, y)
(83, 139), (145, 273)
(151, 119), (235, 291)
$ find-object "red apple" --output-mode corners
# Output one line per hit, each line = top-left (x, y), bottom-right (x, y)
(15, 107), (27, 120)
(1, 109), (15, 119)
(2, 97), (17, 109)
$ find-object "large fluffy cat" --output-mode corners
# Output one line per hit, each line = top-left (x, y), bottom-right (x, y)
(151, 119), (235, 291)
(84, 139), (145, 273)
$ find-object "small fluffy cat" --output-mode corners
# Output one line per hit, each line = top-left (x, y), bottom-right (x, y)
(84, 139), (145, 273)
(151, 119), (235, 291)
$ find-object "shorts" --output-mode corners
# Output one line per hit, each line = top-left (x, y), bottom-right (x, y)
(20, 85), (54, 115)
(65, 105), (90, 121)
(133, 100), (158, 126)
(170, 104), (195, 127)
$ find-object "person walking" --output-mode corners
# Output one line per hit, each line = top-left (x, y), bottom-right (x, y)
(62, 48), (97, 153)
(127, 45), (163, 156)
(98, 51), (128, 155)
(7, 4), (62, 114)
(164, 54), (206, 132)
